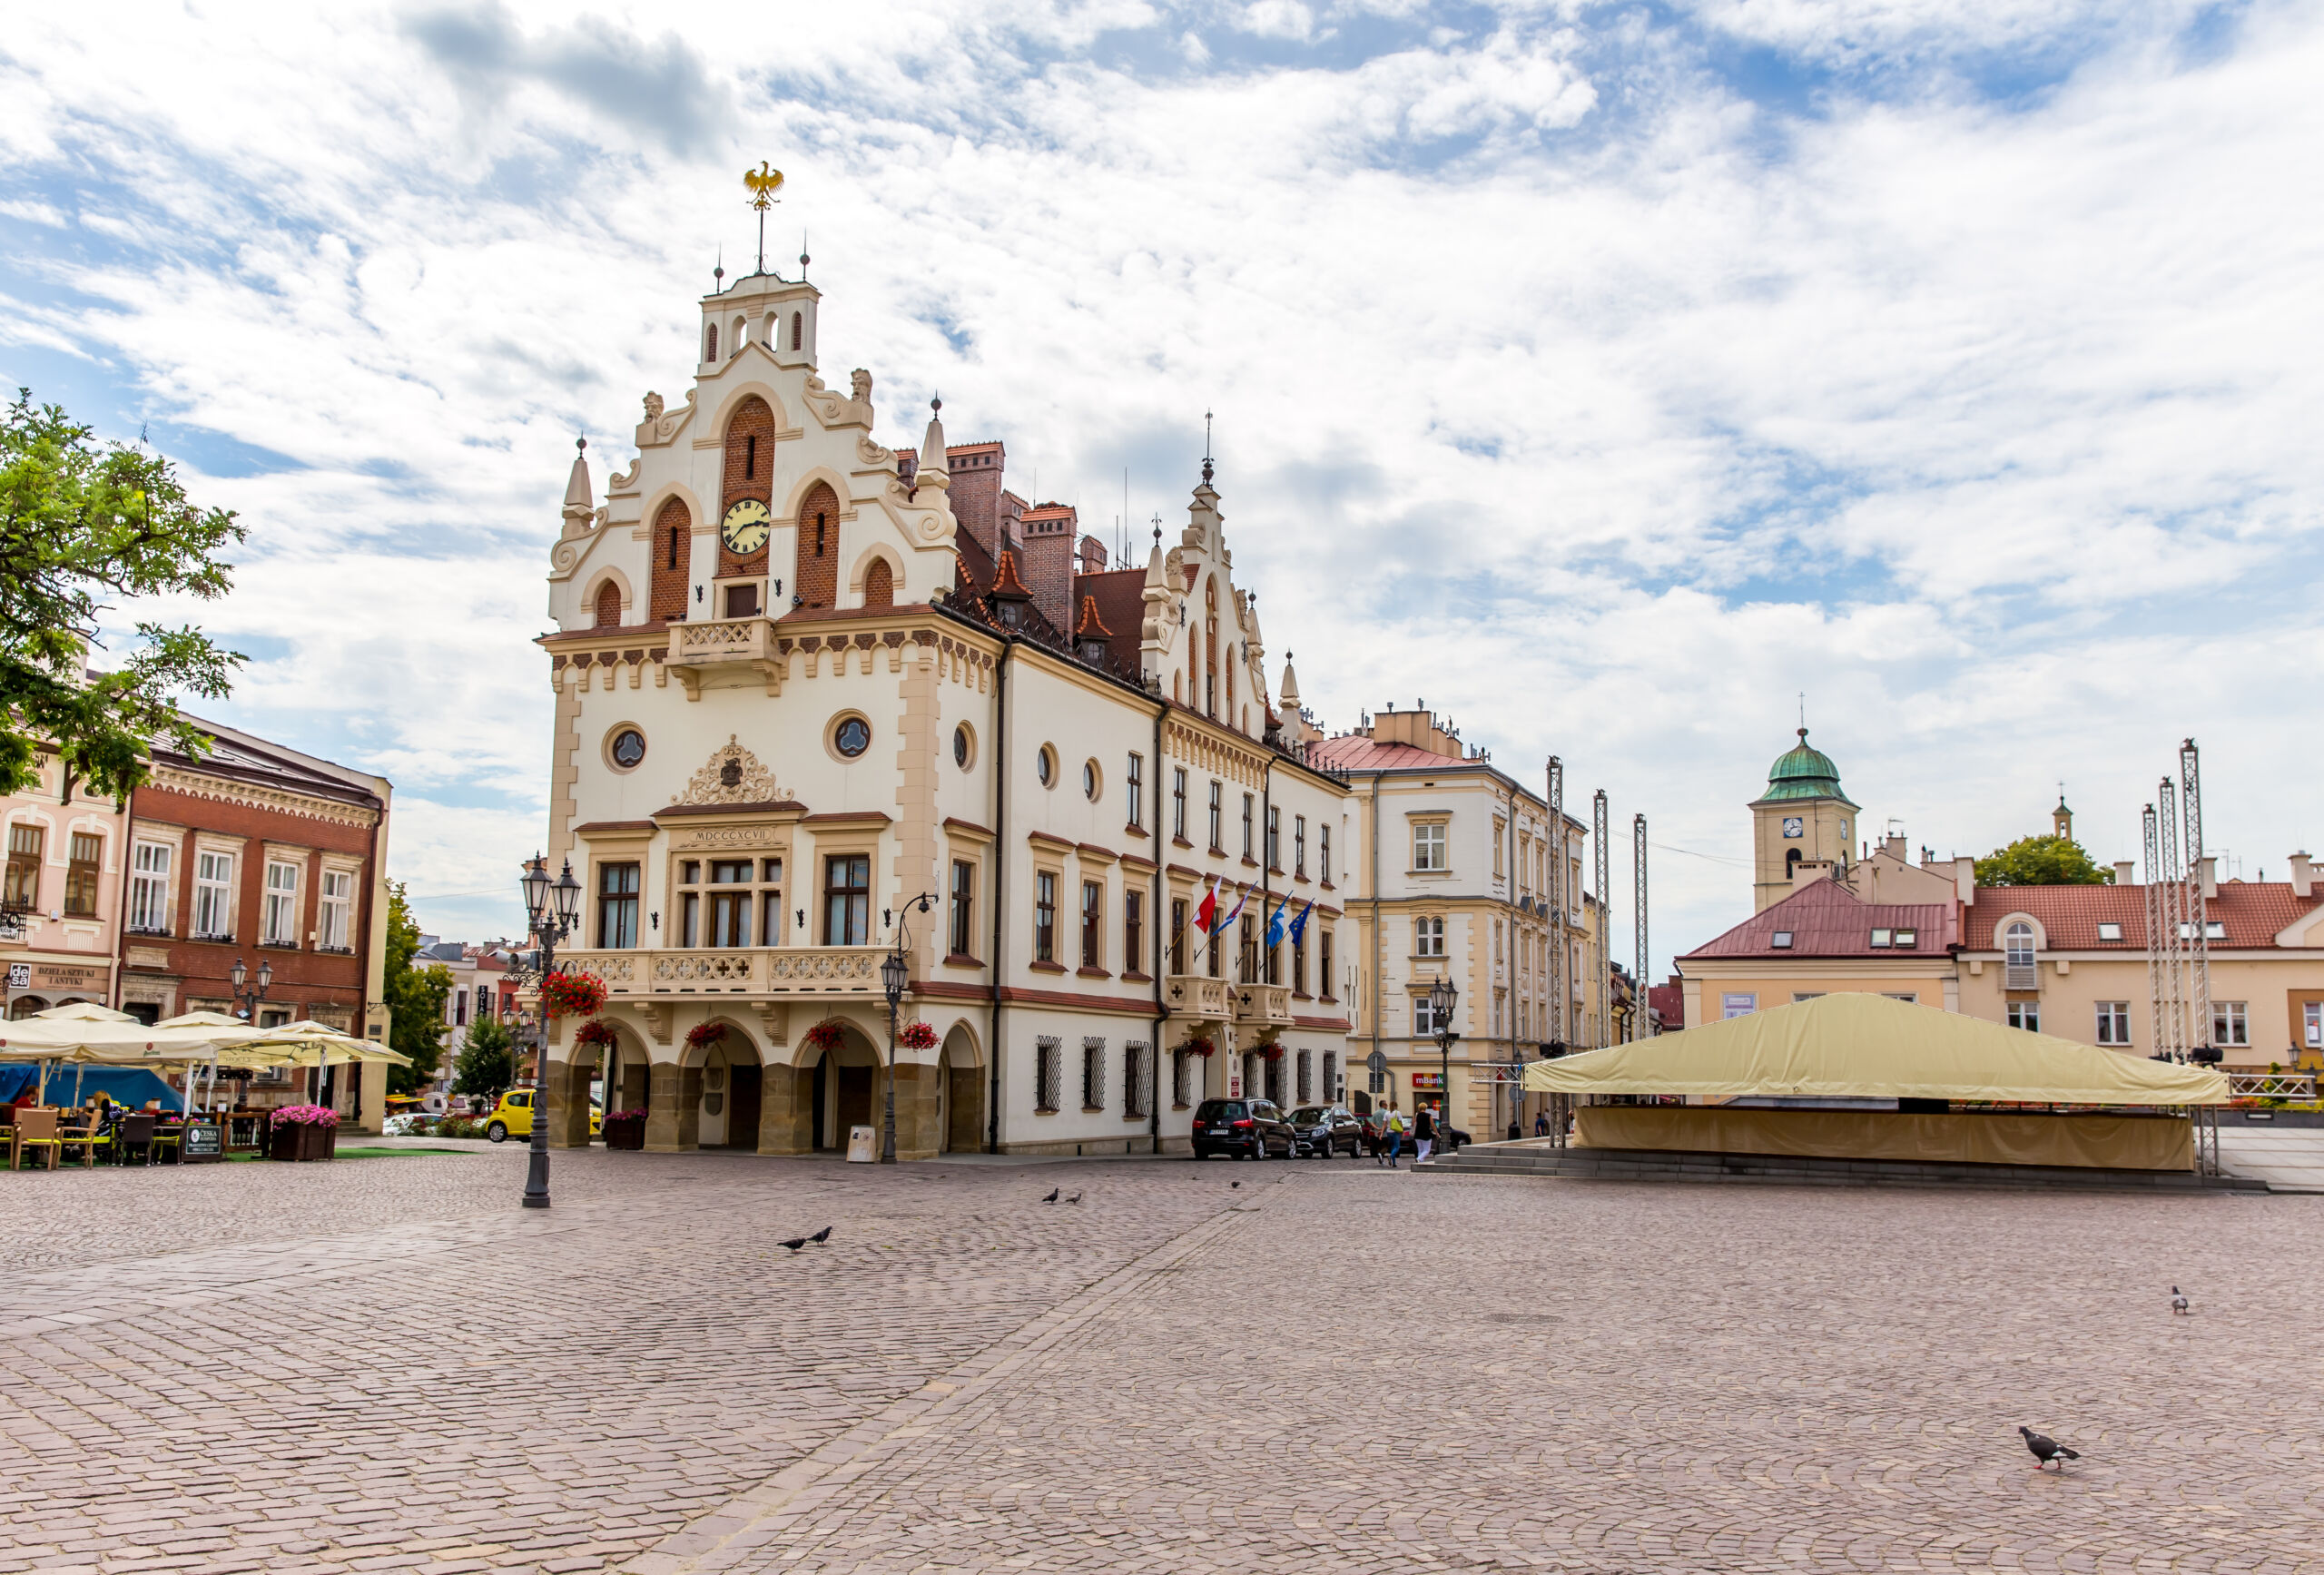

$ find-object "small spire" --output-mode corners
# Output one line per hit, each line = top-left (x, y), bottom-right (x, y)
(714, 244), (724, 289)
(917, 394), (950, 489)
(1201, 408), (1214, 484)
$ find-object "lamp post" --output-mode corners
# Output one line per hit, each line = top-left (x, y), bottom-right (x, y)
(1429, 973), (1459, 1154)
(879, 893), (935, 1164)
(230, 957), (276, 1111)
(518, 852), (583, 1210)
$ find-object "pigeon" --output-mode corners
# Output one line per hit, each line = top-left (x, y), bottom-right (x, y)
(2018, 1426), (2080, 1470)
(809, 1226), (832, 1245)
(1066, 1192), (1083, 1205)
(1042, 1188), (1059, 1204)
(2170, 1285), (2190, 1315)
(779, 1237), (808, 1253)
(1230, 1180), (1241, 1189)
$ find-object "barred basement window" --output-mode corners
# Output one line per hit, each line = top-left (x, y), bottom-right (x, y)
(1035, 1037), (1061, 1112)
(1124, 1041), (1149, 1119)
(1081, 1036), (1107, 1109)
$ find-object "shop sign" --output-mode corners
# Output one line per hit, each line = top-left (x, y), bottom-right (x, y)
(5, 962), (27, 989)
(25, 961), (113, 994)
(1411, 1071), (1443, 1091)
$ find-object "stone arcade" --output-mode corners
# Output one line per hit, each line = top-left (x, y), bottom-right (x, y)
(537, 261), (1354, 1156)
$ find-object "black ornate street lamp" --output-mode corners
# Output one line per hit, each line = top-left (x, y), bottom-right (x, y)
(879, 893), (935, 1164)
(228, 957), (283, 1106)
(518, 852), (583, 1209)
(1429, 973), (1459, 1154)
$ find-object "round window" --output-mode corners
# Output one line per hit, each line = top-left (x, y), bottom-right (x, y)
(1082, 760), (1098, 801)
(1037, 746), (1055, 787)
(953, 724), (971, 769)
(610, 729), (646, 769)
(834, 717), (872, 759)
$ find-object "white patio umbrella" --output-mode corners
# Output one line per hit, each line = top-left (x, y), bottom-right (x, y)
(0, 1017), (227, 1112)
(32, 1001), (143, 1102)
(156, 1010), (259, 1114)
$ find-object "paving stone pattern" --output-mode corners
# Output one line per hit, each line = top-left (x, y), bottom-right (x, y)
(2, 1152), (2319, 1574)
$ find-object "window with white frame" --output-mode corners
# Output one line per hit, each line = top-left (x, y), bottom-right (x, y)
(2211, 1000), (2248, 1047)
(319, 868), (354, 950)
(1414, 991), (1443, 1038)
(261, 860), (300, 945)
(2306, 1001), (2322, 1048)
(2095, 1000), (2131, 1045)
(2007, 1000), (2041, 1032)
(1413, 822), (1447, 871)
(193, 850), (235, 939)
(1414, 915), (1445, 956)
(129, 842), (173, 933)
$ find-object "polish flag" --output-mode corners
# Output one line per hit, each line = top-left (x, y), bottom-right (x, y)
(1195, 876), (1219, 935)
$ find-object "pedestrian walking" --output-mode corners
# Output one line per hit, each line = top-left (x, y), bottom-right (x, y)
(1413, 1102), (1436, 1165)
(1533, 1108), (1551, 1138)
(1379, 1101), (1406, 1167)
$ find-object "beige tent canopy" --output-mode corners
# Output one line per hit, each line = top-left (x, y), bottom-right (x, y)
(1523, 992), (2229, 1106)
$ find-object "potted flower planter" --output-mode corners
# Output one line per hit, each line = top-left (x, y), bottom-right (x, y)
(602, 1111), (646, 1150)
(267, 1106), (340, 1161)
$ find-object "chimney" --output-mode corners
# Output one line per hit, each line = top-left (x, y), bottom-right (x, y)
(1954, 856), (1976, 904)
(2290, 852), (2313, 900)
(1018, 503), (1078, 631)
(1077, 533), (1108, 575)
(2197, 855), (2218, 900)
(2112, 861), (2136, 887)
(1880, 832), (1906, 861)
(942, 439), (1005, 558)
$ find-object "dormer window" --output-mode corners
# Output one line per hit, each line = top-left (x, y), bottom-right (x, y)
(1078, 636), (1107, 664)
(1869, 928), (1892, 948)
(2097, 921), (2122, 942)
(1770, 930), (1793, 949)
(1893, 929), (1916, 949)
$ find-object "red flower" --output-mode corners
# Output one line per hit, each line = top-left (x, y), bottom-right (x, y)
(1181, 1036), (1216, 1058)
(540, 971), (607, 1019)
(803, 1021), (845, 1051)
(684, 1021), (727, 1049)
(572, 1019), (618, 1048)
(899, 1020), (939, 1051)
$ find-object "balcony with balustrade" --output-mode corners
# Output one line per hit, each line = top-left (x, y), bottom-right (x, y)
(1163, 975), (1234, 1020)
(665, 615), (781, 696)
(1233, 983), (1293, 1027)
(556, 946), (887, 997)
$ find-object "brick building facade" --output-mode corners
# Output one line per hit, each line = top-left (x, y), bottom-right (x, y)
(112, 719), (397, 1127)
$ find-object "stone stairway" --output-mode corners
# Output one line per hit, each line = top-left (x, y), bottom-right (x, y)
(1413, 1139), (2267, 1192)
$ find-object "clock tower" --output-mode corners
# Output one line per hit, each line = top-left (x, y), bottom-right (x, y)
(1750, 728), (1859, 912)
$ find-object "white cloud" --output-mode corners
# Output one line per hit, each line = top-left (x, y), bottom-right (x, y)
(4, 0), (2319, 966)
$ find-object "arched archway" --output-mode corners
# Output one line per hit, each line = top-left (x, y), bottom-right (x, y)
(938, 1021), (985, 1153)
(678, 1019), (765, 1149)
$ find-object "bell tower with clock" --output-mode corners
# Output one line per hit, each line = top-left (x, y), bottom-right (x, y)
(1750, 728), (1860, 912)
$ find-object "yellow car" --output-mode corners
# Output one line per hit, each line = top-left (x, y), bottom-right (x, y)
(484, 1089), (601, 1142)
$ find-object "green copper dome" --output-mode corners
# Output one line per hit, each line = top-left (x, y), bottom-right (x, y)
(1761, 728), (1845, 802)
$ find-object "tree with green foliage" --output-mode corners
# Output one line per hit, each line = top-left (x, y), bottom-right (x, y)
(380, 882), (452, 1094)
(1975, 833), (2112, 887)
(452, 1014), (515, 1098)
(0, 391), (246, 797)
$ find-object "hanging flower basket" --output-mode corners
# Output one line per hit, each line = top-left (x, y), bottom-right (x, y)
(898, 1020), (939, 1051)
(684, 1020), (727, 1050)
(573, 1019), (619, 1048)
(1180, 1036), (1216, 1058)
(1258, 1042), (1285, 1062)
(803, 1021), (845, 1051)
(540, 971), (608, 1019)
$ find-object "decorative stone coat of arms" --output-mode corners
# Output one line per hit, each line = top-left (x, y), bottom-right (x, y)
(680, 736), (786, 805)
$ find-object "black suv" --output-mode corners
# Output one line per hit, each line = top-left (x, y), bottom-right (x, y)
(1190, 1098), (1295, 1159)
(1287, 1105), (1362, 1158)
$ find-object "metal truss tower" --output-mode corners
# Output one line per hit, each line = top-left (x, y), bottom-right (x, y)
(1592, 789), (1610, 1048)
(2181, 739), (2212, 1060)
(1546, 756), (1565, 1049)
(2142, 801), (2168, 1058)
(1632, 812), (1649, 1039)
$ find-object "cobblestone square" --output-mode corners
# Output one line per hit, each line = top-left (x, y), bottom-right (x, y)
(2, 1150), (2319, 1574)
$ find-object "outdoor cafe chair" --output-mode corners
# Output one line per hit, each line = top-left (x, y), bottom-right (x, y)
(10, 1107), (65, 1171)
(115, 1112), (158, 1166)
(54, 1108), (102, 1168)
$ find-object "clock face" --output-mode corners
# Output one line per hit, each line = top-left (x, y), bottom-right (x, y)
(1782, 816), (1804, 839)
(721, 498), (772, 554)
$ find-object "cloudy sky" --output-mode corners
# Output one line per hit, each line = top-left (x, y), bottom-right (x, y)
(4, 0), (2318, 970)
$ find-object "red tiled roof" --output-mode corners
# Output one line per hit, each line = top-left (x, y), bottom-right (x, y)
(1962, 881), (2322, 950)
(1304, 735), (1467, 771)
(1070, 567), (1145, 672)
(1682, 878), (1958, 960)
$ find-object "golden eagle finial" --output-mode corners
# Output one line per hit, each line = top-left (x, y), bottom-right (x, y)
(744, 162), (784, 211)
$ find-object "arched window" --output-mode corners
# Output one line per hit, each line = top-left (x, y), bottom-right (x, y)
(730, 318), (745, 358)
(862, 558), (893, 609)
(704, 322), (718, 361)
(791, 311), (803, 351)
(649, 497), (690, 621)
(594, 582), (622, 628)
(794, 481), (841, 608)
(1785, 847), (1802, 878)
(2004, 922), (2034, 970)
